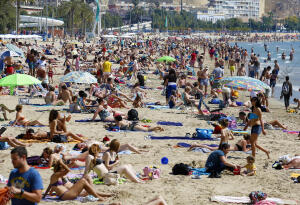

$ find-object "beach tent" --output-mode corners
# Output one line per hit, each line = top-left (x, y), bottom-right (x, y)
(60, 71), (97, 84)
(0, 74), (41, 95)
(0, 50), (22, 59)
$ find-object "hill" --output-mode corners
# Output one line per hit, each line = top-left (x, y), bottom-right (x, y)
(265, 0), (300, 18)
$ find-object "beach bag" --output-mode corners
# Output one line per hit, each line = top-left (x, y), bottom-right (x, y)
(127, 109), (139, 121)
(143, 167), (161, 179)
(0, 142), (9, 150)
(103, 173), (120, 186)
(0, 187), (13, 205)
(249, 191), (267, 204)
(282, 82), (289, 95)
(52, 134), (68, 143)
(209, 98), (221, 104)
(27, 156), (41, 166)
(172, 163), (191, 175)
(193, 129), (213, 140)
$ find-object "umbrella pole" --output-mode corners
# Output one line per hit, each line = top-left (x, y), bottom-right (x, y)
(10, 86), (15, 95)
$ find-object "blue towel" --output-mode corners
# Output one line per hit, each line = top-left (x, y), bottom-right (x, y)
(157, 121), (183, 126)
(177, 142), (191, 147)
(75, 119), (103, 122)
(70, 166), (85, 171)
(149, 136), (218, 141)
(191, 168), (209, 176)
(147, 105), (170, 110)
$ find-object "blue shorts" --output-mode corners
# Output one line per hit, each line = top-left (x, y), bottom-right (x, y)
(166, 84), (177, 99)
(29, 62), (35, 69)
(269, 80), (276, 88)
(251, 125), (262, 135)
(200, 78), (209, 86)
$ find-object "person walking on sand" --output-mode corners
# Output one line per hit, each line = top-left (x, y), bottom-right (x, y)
(280, 76), (293, 111)
(7, 147), (43, 205)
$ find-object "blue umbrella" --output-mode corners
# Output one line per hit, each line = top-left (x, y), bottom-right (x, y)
(60, 71), (97, 84)
(0, 50), (21, 59)
(5, 44), (25, 58)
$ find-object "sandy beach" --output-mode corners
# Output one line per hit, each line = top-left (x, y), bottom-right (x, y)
(0, 38), (300, 205)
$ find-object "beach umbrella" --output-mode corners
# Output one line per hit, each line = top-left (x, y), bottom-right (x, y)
(220, 76), (271, 92)
(0, 50), (21, 59)
(0, 73), (41, 95)
(157, 56), (176, 63)
(60, 71), (97, 84)
(5, 44), (24, 58)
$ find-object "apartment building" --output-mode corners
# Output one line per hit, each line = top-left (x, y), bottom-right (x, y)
(205, 0), (265, 21)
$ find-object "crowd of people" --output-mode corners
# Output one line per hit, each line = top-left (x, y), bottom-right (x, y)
(0, 33), (299, 204)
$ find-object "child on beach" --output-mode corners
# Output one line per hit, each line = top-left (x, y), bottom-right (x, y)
(47, 60), (55, 84)
(219, 118), (234, 148)
(241, 156), (257, 176)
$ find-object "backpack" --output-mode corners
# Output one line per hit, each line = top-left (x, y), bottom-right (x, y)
(193, 129), (213, 140)
(249, 191), (267, 204)
(128, 109), (139, 121)
(282, 82), (290, 95)
(27, 156), (41, 166)
(172, 163), (191, 175)
(52, 134), (68, 143)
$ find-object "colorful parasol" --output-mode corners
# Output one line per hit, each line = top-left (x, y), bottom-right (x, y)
(220, 76), (270, 92)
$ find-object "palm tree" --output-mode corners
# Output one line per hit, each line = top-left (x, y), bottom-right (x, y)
(0, 0), (15, 33)
(58, 0), (83, 36)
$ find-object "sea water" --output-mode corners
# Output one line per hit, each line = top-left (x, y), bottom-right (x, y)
(230, 41), (300, 103)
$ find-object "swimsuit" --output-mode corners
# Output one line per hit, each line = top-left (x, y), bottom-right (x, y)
(251, 125), (262, 135)
(51, 178), (69, 199)
(99, 109), (110, 121)
(120, 121), (138, 131)
(235, 144), (243, 151)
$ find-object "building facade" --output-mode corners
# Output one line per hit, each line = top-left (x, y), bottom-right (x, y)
(206, 0), (265, 21)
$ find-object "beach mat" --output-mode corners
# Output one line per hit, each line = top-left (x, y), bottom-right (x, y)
(19, 139), (82, 144)
(283, 130), (300, 134)
(149, 136), (219, 141)
(291, 173), (300, 178)
(210, 195), (297, 205)
(157, 121), (183, 126)
(29, 104), (66, 107)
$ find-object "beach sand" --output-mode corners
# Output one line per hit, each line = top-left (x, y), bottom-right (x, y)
(0, 40), (300, 205)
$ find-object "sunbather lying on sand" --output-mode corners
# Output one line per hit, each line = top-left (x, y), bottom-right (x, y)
(12, 105), (45, 127)
(113, 115), (164, 132)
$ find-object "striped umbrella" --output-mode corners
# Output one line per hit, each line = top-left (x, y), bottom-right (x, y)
(5, 44), (24, 58)
(224, 80), (265, 92)
(220, 76), (270, 92)
(60, 71), (97, 84)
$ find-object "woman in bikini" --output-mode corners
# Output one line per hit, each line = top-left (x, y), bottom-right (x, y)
(113, 115), (164, 132)
(102, 139), (144, 183)
(244, 97), (270, 159)
(92, 98), (124, 122)
(43, 159), (112, 201)
(12, 105), (44, 127)
(49, 110), (84, 142)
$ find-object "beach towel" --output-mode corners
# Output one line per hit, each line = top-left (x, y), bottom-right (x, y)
(210, 195), (297, 205)
(146, 105), (170, 110)
(19, 138), (82, 144)
(191, 168), (209, 176)
(157, 121), (183, 126)
(283, 130), (300, 134)
(75, 119), (104, 122)
(2, 121), (46, 127)
(43, 195), (99, 202)
(149, 136), (219, 141)
(29, 104), (66, 107)
(192, 147), (212, 153)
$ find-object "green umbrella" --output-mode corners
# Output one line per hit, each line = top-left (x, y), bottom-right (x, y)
(0, 74), (41, 95)
(157, 56), (176, 63)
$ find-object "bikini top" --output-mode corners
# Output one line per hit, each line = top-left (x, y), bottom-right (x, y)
(51, 178), (67, 187)
(248, 113), (258, 120)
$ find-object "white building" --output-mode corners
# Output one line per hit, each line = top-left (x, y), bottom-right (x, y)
(207, 0), (265, 21)
(197, 11), (225, 23)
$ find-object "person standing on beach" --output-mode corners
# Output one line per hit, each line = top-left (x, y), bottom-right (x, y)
(7, 147), (43, 205)
(281, 76), (293, 111)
